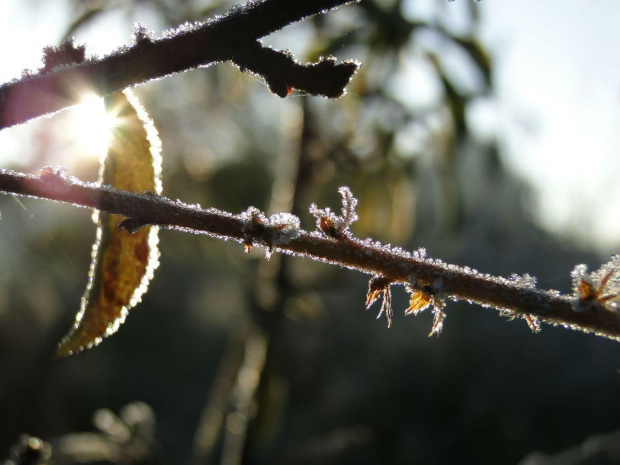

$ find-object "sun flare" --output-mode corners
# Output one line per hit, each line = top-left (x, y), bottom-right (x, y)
(69, 94), (117, 158)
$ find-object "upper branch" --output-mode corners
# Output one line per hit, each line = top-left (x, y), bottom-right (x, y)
(0, 0), (359, 130)
(1, 167), (619, 342)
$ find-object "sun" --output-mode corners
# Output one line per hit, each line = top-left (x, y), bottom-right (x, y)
(68, 94), (117, 159)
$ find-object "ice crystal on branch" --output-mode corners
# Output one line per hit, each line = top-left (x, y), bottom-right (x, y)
(310, 186), (358, 240)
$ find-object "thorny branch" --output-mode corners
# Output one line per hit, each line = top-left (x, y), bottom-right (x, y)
(0, 0), (359, 130)
(1, 167), (619, 342)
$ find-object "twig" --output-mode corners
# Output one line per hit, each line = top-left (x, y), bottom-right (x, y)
(1, 167), (619, 341)
(220, 330), (268, 465)
(0, 0), (359, 130)
(191, 323), (252, 465)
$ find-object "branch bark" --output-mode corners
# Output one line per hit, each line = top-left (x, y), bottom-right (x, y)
(0, 0), (359, 130)
(1, 167), (619, 342)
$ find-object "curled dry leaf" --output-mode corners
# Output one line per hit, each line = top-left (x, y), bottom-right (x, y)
(55, 90), (162, 358)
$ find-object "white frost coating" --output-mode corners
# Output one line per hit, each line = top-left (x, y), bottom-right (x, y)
(508, 273), (537, 289)
(310, 186), (359, 238)
(266, 212), (301, 244)
(338, 186), (358, 225)
(571, 255), (620, 311)
(570, 264), (589, 290)
(162, 20), (205, 39)
(412, 248), (426, 260)
(239, 206), (264, 224)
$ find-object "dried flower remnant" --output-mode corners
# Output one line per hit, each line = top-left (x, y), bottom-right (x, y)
(405, 288), (432, 316)
(55, 90), (162, 358)
(404, 281), (446, 336)
(571, 255), (620, 312)
(524, 314), (541, 333)
(366, 276), (393, 327)
(310, 186), (358, 240)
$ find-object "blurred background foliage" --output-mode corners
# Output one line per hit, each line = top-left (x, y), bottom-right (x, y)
(2, 0), (620, 464)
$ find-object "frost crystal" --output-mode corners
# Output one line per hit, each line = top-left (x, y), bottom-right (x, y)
(412, 248), (426, 260)
(133, 24), (156, 45)
(265, 212), (301, 245)
(310, 186), (358, 239)
(571, 255), (620, 311)
(509, 273), (537, 289)
(338, 186), (358, 226)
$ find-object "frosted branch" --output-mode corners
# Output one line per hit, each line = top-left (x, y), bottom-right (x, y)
(2, 168), (620, 342)
(0, 0), (359, 130)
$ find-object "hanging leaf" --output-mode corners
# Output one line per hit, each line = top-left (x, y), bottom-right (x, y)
(55, 90), (162, 358)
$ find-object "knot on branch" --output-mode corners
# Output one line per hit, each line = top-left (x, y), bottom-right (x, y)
(39, 165), (72, 195)
(132, 24), (156, 46)
(240, 207), (301, 258)
(42, 38), (86, 73)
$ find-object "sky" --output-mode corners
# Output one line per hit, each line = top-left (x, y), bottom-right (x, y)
(477, 0), (620, 252)
(0, 0), (619, 252)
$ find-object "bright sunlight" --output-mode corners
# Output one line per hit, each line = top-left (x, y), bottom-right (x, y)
(68, 94), (117, 159)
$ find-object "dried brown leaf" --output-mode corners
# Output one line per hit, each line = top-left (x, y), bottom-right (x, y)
(55, 90), (161, 358)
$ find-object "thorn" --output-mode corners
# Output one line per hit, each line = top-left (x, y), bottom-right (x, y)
(118, 218), (148, 233)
